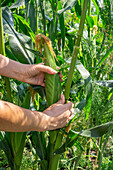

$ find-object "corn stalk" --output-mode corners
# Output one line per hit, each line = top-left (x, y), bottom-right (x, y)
(0, 2), (32, 169)
(9, 90), (31, 170)
(0, 0), (12, 102)
(64, 0), (89, 101)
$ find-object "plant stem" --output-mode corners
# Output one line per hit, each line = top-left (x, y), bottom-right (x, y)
(0, 1), (5, 55)
(35, 0), (39, 34)
(64, 0), (89, 101)
(39, 0), (46, 35)
(0, 1), (12, 102)
(88, 0), (91, 38)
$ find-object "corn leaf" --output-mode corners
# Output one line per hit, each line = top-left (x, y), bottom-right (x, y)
(13, 14), (35, 43)
(93, 80), (113, 88)
(57, 0), (77, 15)
(71, 121), (113, 137)
(3, 7), (34, 64)
(9, 0), (25, 9)
(76, 60), (92, 120)
(32, 132), (47, 160)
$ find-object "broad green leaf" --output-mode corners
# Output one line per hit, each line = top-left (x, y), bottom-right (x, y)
(9, 132), (26, 166)
(13, 14), (35, 43)
(21, 44), (43, 57)
(93, 80), (113, 88)
(29, 2), (36, 33)
(56, 121), (113, 154)
(5, 46), (18, 61)
(2, 7), (34, 64)
(32, 132), (46, 160)
(86, 15), (94, 28)
(9, 0), (25, 9)
(58, 1), (65, 53)
(76, 61), (92, 120)
(8, 34), (33, 64)
(71, 121), (113, 137)
(40, 160), (48, 170)
(0, 133), (14, 168)
(92, 0), (99, 20)
(74, 0), (81, 17)
(57, 0), (77, 15)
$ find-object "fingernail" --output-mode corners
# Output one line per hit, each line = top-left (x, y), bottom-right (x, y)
(57, 66), (60, 70)
(52, 70), (57, 74)
(60, 78), (63, 82)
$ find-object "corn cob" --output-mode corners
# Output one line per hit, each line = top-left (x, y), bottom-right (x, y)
(35, 34), (61, 106)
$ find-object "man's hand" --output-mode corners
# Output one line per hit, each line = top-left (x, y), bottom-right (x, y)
(0, 95), (74, 132)
(0, 54), (63, 86)
(42, 94), (74, 131)
(22, 63), (63, 86)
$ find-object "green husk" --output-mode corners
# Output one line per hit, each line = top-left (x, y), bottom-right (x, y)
(35, 34), (61, 106)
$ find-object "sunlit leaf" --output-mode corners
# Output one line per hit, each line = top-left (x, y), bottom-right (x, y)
(57, 0), (77, 15)
(93, 80), (113, 88)
(71, 121), (113, 137)
(9, 0), (25, 9)
(76, 61), (92, 120)
(86, 15), (94, 28)
(13, 14), (35, 42)
(3, 7), (34, 64)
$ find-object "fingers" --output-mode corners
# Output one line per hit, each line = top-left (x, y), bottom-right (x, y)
(57, 94), (65, 104)
(37, 64), (57, 74)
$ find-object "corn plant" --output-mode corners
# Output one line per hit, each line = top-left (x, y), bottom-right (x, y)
(0, 2), (33, 169)
(0, 0), (113, 170)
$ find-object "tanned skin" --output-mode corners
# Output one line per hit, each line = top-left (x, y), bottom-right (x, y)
(0, 54), (74, 132)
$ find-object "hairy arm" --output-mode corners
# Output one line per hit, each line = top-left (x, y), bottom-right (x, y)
(0, 100), (49, 132)
(0, 54), (60, 86)
(0, 95), (73, 132)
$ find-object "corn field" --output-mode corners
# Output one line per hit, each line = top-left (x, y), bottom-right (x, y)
(0, 0), (113, 169)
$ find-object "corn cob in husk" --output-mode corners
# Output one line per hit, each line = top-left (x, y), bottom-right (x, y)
(35, 34), (61, 107)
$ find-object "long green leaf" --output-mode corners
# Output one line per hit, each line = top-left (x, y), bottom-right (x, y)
(9, 0), (25, 9)
(93, 80), (113, 88)
(13, 14), (35, 42)
(2, 7), (34, 64)
(76, 60), (92, 120)
(71, 121), (113, 137)
(55, 121), (113, 154)
(58, 1), (65, 53)
(32, 132), (46, 160)
(57, 0), (77, 15)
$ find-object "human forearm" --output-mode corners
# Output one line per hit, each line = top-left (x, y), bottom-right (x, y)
(0, 95), (73, 132)
(0, 54), (27, 81)
(0, 100), (48, 132)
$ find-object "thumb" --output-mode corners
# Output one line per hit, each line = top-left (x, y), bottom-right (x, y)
(38, 64), (57, 74)
(57, 94), (65, 104)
